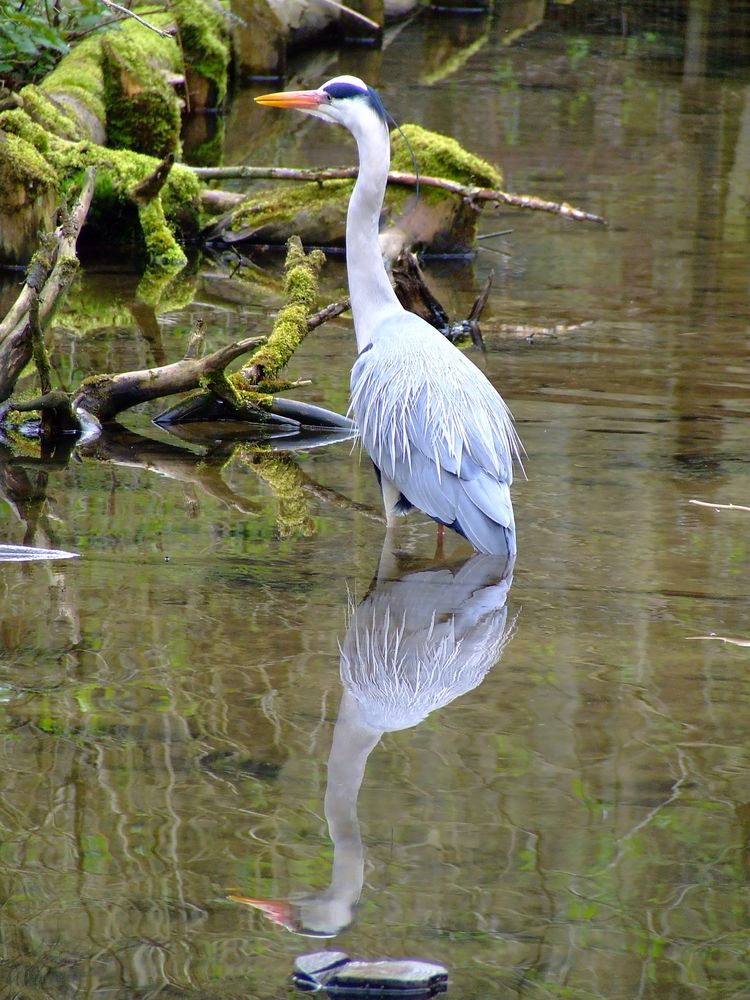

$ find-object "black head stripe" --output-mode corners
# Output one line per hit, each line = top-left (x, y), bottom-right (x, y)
(322, 81), (389, 124)
(323, 82), (367, 100)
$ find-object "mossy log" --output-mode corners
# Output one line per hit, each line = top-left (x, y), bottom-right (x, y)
(202, 123), (503, 255)
(71, 335), (267, 427)
(0, 0), (228, 265)
(2, 238), (352, 442)
(0, 107), (201, 267)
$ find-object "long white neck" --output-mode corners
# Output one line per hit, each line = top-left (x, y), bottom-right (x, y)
(346, 115), (402, 350)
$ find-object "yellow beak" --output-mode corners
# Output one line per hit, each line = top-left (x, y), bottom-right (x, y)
(254, 89), (323, 110)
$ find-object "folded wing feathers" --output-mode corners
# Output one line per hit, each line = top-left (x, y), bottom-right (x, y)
(350, 320), (521, 552)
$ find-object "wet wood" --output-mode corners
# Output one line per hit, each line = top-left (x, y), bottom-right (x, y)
(72, 335), (266, 425)
(391, 252), (449, 329)
(194, 165), (607, 227)
(0, 167), (96, 404)
(128, 152), (175, 205)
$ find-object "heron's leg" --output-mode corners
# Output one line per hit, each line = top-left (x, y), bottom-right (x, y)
(379, 477), (402, 558)
(434, 523), (445, 560)
(380, 477), (402, 526)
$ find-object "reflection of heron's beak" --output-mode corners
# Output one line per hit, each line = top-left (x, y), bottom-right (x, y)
(228, 894), (296, 930)
(255, 89), (323, 110)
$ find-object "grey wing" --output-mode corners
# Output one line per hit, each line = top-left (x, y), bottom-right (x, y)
(350, 325), (520, 555)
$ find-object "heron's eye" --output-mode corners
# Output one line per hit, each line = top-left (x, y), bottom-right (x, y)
(323, 82), (365, 101)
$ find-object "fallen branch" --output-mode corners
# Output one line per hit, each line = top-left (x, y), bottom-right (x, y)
(307, 297), (350, 330)
(157, 237), (332, 426)
(72, 335), (266, 425)
(193, 165), (607, 226)
(0, 167), (96, 403)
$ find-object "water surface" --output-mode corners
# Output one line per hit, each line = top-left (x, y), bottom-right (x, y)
(1, 4), (750, 998)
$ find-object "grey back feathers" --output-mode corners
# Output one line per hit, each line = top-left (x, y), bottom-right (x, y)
(350, 312), (521, 556)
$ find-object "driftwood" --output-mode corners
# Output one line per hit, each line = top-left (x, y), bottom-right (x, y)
(72, 334), (267, 427)
(195, 165), (607, 227)
(0, 167), (96, 406)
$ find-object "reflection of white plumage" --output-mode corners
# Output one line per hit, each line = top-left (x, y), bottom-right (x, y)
(256, 76), (522, 556)
(341, 551), (516, 731)
(231, 549), (517, 936)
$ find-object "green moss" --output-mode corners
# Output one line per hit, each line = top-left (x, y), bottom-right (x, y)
(201, 371), (272, 419)
(41, 35), (106, 127)
(134, 266), (197, 311)
(172, 0), (230, 104)
(137, 199), (187, 268)
(19, 85), (82, 142)
(101, 26), (181, 157)
(243, 237), (324, 377)
(0, 130), (58, 211)
(230, 179), (351, 234)
(391, 123), (503, 189)
(0, 108), (200, 264)
(244, 451), (315, 538)
(183, 118), (225, 168)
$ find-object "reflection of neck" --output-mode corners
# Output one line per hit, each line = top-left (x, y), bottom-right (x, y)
(324, 689), (382, 908)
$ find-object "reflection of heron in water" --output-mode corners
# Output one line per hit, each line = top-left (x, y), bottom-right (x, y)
(230, 546), (517, 936)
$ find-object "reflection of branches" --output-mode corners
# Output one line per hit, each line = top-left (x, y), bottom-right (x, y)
(586, 748), (690, 879)
(79, 425), (382, 528)
(237, 446), (384, 535)
(80, 426), (263, 516)
(295, 467), (384, 524)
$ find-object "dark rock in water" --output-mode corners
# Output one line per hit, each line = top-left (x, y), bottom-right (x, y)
(294, 951), (350, 983)
(293, 951), (448, 997)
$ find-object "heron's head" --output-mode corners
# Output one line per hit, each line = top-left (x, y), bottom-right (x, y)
(255, 75), (388, 137)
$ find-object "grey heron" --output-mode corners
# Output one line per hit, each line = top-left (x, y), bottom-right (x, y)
(256, 76), (522, 556)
